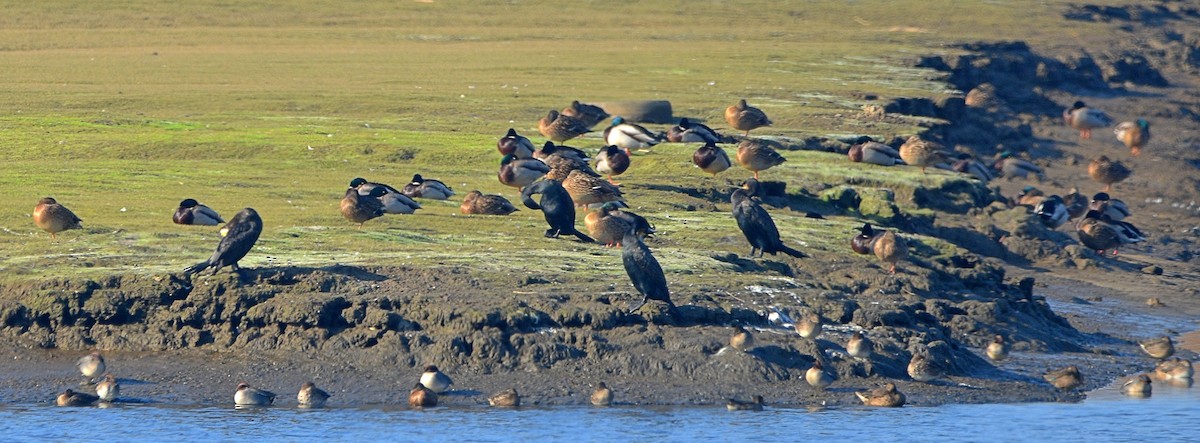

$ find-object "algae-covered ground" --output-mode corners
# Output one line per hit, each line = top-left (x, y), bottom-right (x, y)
(0, 0), (1198, 407)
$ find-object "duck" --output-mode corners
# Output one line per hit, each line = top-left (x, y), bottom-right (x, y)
(731, 179), (804, 258)
(1044, 365), (1083, 390)
(873, 230), (907, 274)
(851, 223), (878, 255)
(1089, 192), (1131, 221)
(184, 208), (264, 276)
(668, 118), (723, 143)
(96, 374), (119, 402)
(1033, 195), (1069, 229)
(533, 141), (591, 163)
(559, 100), (609, 128)
(562, 169), (624, 208)
(795, 312), (822, 339)
(898, 135), (949, 174)
(986, 335), (1009, 362)
(1063, 101), (1113, 140)
(498, 128), (535, 159)
(520, 180), (593, 242)
(855, 383), (905, 407)
(1114, 119), (1150, 157)
(806, 360), (834, 390)
(173, 199), (224, 226)
(908, 352), (944, 382)
(77, 351), (106, 384)
(604, 116), (662, 152)
(488, 388), (520, 407)
(460, 191), (519, 216)
(1064, 187), (1089, 220)
(351, 178), (421, 214)
(539, 109), (592, 142)
(340, 186), (388, 227)
(408, 382), (438, 407)
(419, 365), (453, 393)
(846, 332), (872, 360)
(56, 389), (100, 407)
(498, 153), (551, 189)
(848, 136), (903, 166)
(692, 141), (732, 176)
(735, 139), (786, 180)
(1139, 336), (1174, 360)
(1075, 210), (1144, 256)
(964, 83), (1000, 108)
(729, 325), (754, 352)
(1012, 185), (1046, 208)
(585, 204), (633, 247)
(298, 382), (331, 408)
(950, 153), (994, 183)
(402, 174), (455, 200)
(622, 229), (679, 318)
(725, 99), (772, 136)
(1088, 155), (1131, 192)
(542, 151), (599, 182)
(590, 382), (613, 406)
(992, 152), (1045, 181)
(611, 207), (655, 239)
(33, 197), (83, 241)
(1153, 358), (1193, 381)
(234, 382), (276, 406)
(726, 395), (765, 411)
(1122, 374), (1152, 397)
(595, 145), (632, 184)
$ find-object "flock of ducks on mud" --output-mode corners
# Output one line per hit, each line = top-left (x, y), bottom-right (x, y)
(34, 95), (1188, 409)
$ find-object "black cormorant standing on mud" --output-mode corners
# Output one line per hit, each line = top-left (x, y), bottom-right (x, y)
(621, 229), (679, 318)
(730, 179), (805, 258)
(184, 208), (263, 276)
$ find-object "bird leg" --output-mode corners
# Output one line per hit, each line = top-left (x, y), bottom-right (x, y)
(608, 175), (621, 186)
(753, 171), (760, 180)
(1081, 129), (1091, 139)
(628, 296), (647, 314)
(1131, 147), (1141, 157)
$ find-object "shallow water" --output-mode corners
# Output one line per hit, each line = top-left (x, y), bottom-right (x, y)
(3, 384), (1196, 442)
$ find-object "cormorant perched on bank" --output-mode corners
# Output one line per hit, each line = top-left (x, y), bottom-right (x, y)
(521, 180), (593, 242)
(183, 208), (263, 276)
(621, 229), (678, 318)
(730, 179), (805, 258)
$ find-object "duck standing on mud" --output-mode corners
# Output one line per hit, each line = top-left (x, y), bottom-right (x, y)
(730, 179), (804, 258)
(420, 365), (453, 393)
(521, 180), (593, 242)
(1075, 210), (1144, 256)
(1063, 101), (1112, 140)
(621, 229), (679, 319)
(183, 208), (263, 276)
(725, 99), (772, 136)
(77, 351), (106, 385)
(1113, 119), (1150, 157)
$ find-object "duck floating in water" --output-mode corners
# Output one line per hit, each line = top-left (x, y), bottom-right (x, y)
(855, 383), (905, 407)
(56, 389), (100, 407)
(726, 395), (765, 411)
(234, 382), (276, 407)
(1121, 374), (1152, 397)
(298, 382), (331, 408)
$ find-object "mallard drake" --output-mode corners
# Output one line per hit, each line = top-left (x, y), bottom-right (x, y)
(173, 198), (224, 226)
(847, 332), (872, 360)
(726, 395), (764, 411)
(498, 128), (535, 159)
(298, 382), (331, 408)
(351, 178), (421, 214)
(668, 118), (722, 143)
(622, 230), (679, 318)
(408, 382), (438, 407)
(986, 335), (1009, 362)
(539, 109), (592, 142)
(340, 186), (387, 227)
(460, 190), (518, 215)
(731, 179), (804, 258)
(590, 382), (613, 406)
(1033, 195), (1069, 229)
(735, 139), (786, 180)
(1012, 185), (1045, 208)
(855, 383), (905, 407)
(33, 197), (83, 241)
(234, 382), (276, 406)
(57, 389), (100, 407)
(560, 100), (609, 128)
(585, 203), (633, 247)
(908, 352), (944, 382)
(543, 152), (599, 182)
(795, 312), (822, 339)
(899, 135), (949, 174)
(725, 99), (772, 136)
(498, 153), (551, 189)
(1044, 365), (1083, 390)
(950, 153), (994, 183)
(1063, 101), (1113, 140)
(992, 152), (1045, 181)
(851, 223), (878, 255)
(873, 230), (907, 274)
(402, 174), (455, 200)
(1064, 187), (1089, 220)
(488, 388), (520, 407)
(604, 116), (662, 152)
(534, 141), (590, 163)
(183, 208), (264, 275)
(1076, 210), (1144, 256)
(1089, 192), (1131, 221)
(692, 141), (732, 176)
(77, 351), (106, 384)
(420, 365), (453, 393)
(1114, 119), (1150, 157)
(1122, 374), (1152, 397)
(1139, 336), (1174, 360)
(806, 360), (834, 390)
(1089, 155), (1131, 192)
(521, 180), (593, 242)
(563, 169), (623, 207)
(595, 145), (631, 184)
(729, 325), (754, 352)
(96, 374), (119, 402)
(1153, 358), (1193, 381)
(848, 136), (903, 166)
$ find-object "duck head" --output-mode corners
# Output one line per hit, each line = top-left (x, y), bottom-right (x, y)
(179, 198), (199, 208)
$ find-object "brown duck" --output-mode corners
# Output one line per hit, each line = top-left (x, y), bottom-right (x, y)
(563, 169), (623, 207)
(735, 139), (786, 180)
(1113, 119), (1150, 157)
(873, 230), (907, 274)
(34, 197), (83, 241)
(1044, 365), (1082, 390)
(1088, 155), (1131, 192)
(725, 99), (772, 136)
(539, 109), (592, 143)
(460, 191), (519, 215)
(340, 186), (387, 227)
(559, 100), (609, 128)
(899, 135), (949, 174)
(855, 383), (905, 407)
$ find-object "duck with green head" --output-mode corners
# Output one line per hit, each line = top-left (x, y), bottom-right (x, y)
(604, 116), (662, 152)
(498, 154), (550, 190)
(1114, 119), (1150, 157)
